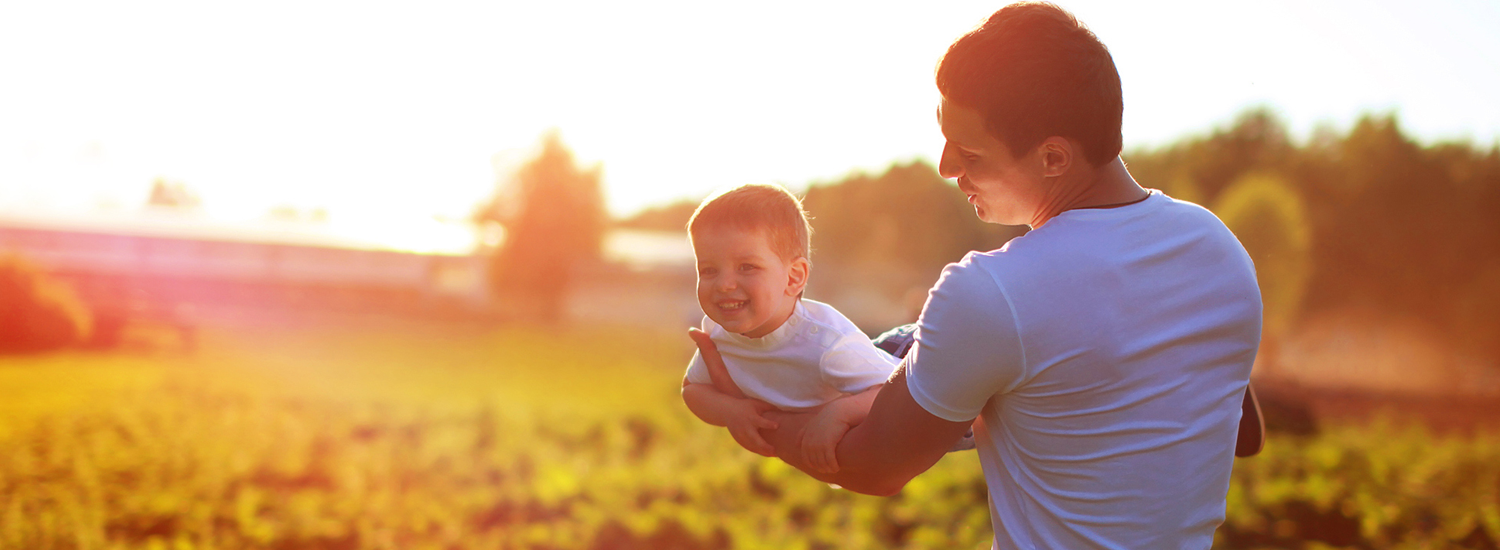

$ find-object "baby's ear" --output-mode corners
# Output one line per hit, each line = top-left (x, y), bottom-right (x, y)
(785, 257), (810, 296)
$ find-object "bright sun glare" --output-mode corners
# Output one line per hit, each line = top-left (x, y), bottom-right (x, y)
(1, 0), (1496, 253)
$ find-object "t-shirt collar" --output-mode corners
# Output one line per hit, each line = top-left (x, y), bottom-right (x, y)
(723, 300), (805, 348)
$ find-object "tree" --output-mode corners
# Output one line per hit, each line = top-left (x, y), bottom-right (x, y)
(1213, 173), (1312, 377)
(1123, 107), (1294, 206)
(476, 132), (606, 322)
(800, 161), (1025, 321)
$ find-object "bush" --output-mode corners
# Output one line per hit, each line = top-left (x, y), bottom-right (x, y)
(0, 253), (92, 352)
(1213, 173), (1313, 339)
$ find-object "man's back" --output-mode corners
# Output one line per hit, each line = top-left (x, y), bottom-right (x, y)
(906, 191), (1262, 548)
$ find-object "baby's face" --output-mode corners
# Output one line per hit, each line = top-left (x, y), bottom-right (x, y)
(692, 226), (806, 338)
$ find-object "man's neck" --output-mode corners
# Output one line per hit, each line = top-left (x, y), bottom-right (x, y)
(1029, 157), (1146, 228)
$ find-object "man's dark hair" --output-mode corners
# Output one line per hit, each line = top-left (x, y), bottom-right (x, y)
(936, 2), (1123, 166)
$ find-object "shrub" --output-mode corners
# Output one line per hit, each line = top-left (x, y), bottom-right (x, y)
(0, 253), (92, 352)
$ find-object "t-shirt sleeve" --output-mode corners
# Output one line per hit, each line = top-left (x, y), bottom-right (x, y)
(905, 256), (1027, 422)
(820, 335), (899, 393)
(684, 350), (712, 385)
(682, 317), (714, 385)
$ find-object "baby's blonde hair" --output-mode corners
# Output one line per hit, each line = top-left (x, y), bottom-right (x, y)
(687, 184), (812, 262)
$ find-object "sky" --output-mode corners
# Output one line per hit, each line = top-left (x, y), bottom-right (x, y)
(1, 0), (1496, 252)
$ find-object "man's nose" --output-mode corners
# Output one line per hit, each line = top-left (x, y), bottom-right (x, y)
(938, 143), (963, 179)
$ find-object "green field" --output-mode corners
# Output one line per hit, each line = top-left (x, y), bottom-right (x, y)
(1, 321), (1496, 550)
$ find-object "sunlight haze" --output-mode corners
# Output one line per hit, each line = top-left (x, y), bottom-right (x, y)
(2, 0), (1495, 252)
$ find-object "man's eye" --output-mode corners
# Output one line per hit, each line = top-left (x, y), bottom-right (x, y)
(962, 151), (980, 161)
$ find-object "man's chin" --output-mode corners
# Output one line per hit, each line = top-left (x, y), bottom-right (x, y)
(973, 205), (995, 223)
(975, 205), (1021, 226)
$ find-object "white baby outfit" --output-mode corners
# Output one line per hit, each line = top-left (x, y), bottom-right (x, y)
(684, 299), (898, 410)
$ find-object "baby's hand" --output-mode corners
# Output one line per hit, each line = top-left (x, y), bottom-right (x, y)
(800, 407), (855, 474)
(726, 398), (779, 457)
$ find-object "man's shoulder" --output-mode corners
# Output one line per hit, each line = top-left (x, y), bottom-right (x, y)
(925, 254), (1014, 329)
(935, 250), (1014, 294)
(982, 192), (1244, 267)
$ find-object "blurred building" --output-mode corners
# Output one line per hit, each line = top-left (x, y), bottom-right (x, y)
(0, 212), (708, 331)
(571, 229), (699, 329)
(0, 212), (491, 333)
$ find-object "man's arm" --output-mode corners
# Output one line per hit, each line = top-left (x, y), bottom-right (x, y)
(764, 364), (973, 495)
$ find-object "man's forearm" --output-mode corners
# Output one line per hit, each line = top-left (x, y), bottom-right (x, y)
(829, 384), (882, 426)
(761, 371), (965, 496)
(763, 409), (913, 495)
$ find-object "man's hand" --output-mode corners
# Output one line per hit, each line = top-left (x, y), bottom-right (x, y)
(799, 406), (855, 474)
(681, 383), (781, 456)
(725, 397), (780, 457)
(688, 328), (746, 398)
(683, 328), (777, 456)
(797, 386), (880, 473)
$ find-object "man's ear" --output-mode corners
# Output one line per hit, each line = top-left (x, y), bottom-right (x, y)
(786, 257), (810, 296)
(1038, 136), (1073, 178)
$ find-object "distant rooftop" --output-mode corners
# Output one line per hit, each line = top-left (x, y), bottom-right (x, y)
(0, 208), (481, 256)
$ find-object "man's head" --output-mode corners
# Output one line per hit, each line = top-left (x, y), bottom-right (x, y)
(937, 2), (1122, 167)
(687, 184), (812, 338)
(935, 2), (1124, 225)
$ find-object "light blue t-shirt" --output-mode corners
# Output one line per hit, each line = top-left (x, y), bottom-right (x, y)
(905, 191), (1262, 549)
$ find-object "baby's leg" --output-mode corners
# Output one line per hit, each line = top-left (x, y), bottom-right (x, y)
(871, 323), (918, 359)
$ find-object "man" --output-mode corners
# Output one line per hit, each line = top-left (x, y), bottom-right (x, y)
(690, 2), (1262, 548)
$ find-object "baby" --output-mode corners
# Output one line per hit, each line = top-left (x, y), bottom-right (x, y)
(680, 183), (901, 474)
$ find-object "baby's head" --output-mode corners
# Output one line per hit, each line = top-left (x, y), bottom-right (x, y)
(687, 184), (812, 338)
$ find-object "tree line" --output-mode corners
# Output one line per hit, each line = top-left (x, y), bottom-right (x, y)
(610, 109), (1500, 367)
(1127, 109), (1500, 366)
(7, 109), (1495, 369)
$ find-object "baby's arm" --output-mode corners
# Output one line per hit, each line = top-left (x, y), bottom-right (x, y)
(801, 383), (883, 474)
(682, 380), (779, 456)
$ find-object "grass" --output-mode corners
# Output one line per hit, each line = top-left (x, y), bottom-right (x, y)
(0, 320), (1496, 549)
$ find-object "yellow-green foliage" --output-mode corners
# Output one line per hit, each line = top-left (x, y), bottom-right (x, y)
(0, 324), (1495, 549)
(1222, 422), (1500, 550)
(1161, 173), (1206, 207)
(1213, 174), (1313, 338)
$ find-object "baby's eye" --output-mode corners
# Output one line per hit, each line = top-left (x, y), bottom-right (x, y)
(698, 267), (717, 277)
(738, 263), (758, 272)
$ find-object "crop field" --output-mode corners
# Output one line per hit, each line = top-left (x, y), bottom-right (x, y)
(1, 319), (1497, 550)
